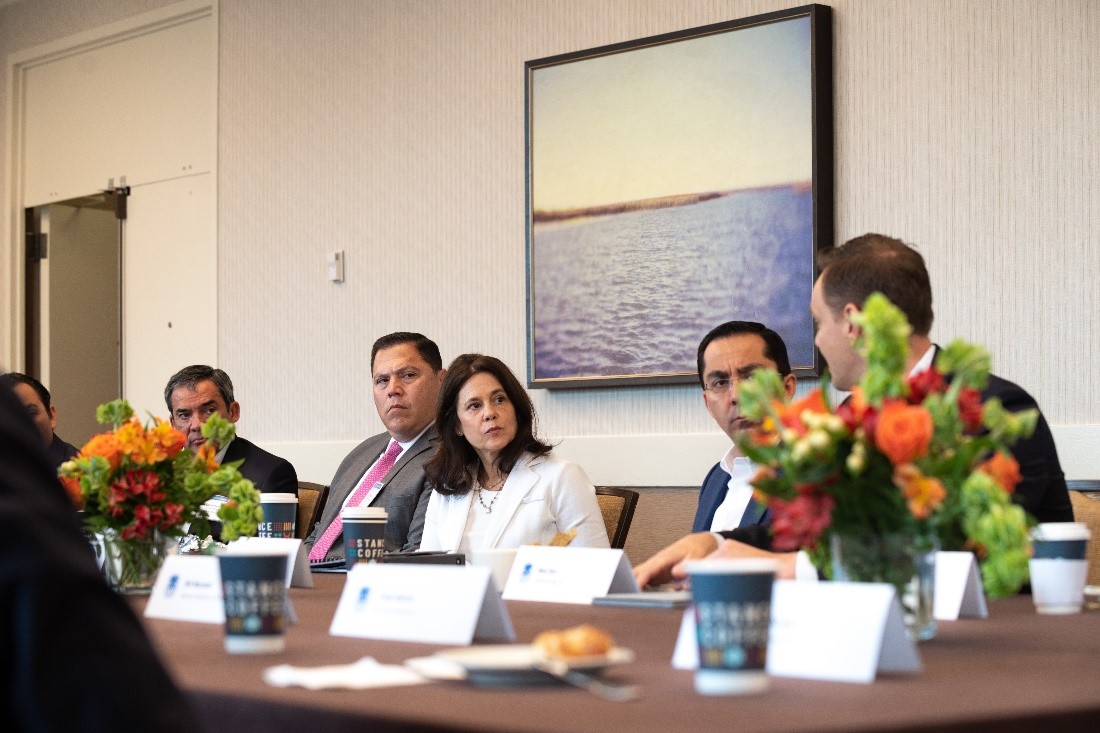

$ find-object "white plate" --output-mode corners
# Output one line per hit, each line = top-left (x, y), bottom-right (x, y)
(435, 644), (634, 671)
(411, 645), (634, 687)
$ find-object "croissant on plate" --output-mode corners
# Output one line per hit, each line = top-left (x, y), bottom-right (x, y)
(533, 624), (614, 658)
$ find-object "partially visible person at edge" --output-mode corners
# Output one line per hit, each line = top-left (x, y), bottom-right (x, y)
(0, 377), (202, 730)
(1, 371), (79, 468)
(418, 353), (609, 553)
(635, 232), (1071, 588)
(164, 365), (299, 495)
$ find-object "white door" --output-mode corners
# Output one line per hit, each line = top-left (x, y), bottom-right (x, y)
(12, 1), (217, 419)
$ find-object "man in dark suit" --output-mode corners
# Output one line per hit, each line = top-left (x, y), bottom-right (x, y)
(2, 372), (79, 467)
(165, 365), (299, 495)
(636, 233), (1072, 587)
(691, 322), (797, 533)
(809, 234), (1071, 523)
(305, 332), (446, 560)
(1, 378), (200, 730)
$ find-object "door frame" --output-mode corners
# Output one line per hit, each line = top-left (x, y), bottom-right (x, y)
(3, 0), (216, 371)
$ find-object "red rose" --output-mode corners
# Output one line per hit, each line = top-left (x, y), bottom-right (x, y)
(769, 492), (835, 551)
(957, 388), (984, 433)
(907, 367), (946, 403)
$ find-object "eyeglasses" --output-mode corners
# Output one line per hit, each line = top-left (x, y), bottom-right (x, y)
(703, 377), (735, 395)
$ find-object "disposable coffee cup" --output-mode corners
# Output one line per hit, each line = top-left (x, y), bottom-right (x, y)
(218, 552), (288, 653)
(342, 506), (388, 571)
(1030, 522), (1090, 614)
(469, 548), (518, 592)
(258, 493), (298, 538)
(685, 558), (778, 696)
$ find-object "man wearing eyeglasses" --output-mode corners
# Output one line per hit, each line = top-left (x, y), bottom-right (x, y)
(305, 332), (446, 562)
(165, 365), (299, 496)
(635, 322), (797, 587)
(637, 233), (1072, 588)
(693, 322), (799, 534)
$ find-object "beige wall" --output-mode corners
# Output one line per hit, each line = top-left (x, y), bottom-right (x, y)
(4, 1), (1099, 489)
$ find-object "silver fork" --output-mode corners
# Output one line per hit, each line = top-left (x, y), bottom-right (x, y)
(534, 659), (641, 702)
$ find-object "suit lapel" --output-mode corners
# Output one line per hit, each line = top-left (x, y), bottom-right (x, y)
(484, 454), (538, 548)
(317, 435), (384, 527)
(693, 466), (729, 532)
(385, 431), (435, 483)
(738, 496), (767, 528)
(368, 430), (436, 505)
(221, 437), (246, 465)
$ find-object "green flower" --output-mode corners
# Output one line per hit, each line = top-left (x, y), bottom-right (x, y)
(851, 292), (910, 403)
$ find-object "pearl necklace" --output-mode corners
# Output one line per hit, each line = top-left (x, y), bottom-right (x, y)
(475, 475), (506, 514)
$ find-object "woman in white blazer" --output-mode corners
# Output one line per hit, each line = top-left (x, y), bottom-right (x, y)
(419, 354), (608, 554)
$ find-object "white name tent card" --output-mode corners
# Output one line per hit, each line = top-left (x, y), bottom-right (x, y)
(934, 551), (988, 621)
(671, 609), (699, 670)
(767, 580), (920, 683)
(224, 537), (313, 589)
(144, 555), (224, 624)
(329, 564), (515, 645)
(672, 580), (921, 683)
(501, 546), (638, 604)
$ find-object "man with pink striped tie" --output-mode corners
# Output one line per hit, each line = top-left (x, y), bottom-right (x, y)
(305, 333), (446, 563)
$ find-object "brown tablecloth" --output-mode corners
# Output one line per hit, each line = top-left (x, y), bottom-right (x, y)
(133, 575), (1100, 733)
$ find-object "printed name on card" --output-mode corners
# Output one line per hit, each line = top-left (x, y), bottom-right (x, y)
(501, 546), (638, 604)
(145, 554), (224, 624)
(329, 564), (515, 645)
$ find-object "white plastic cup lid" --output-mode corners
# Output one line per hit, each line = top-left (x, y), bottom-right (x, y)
(259, 493), (298, 503)
(342, 506), (387, 520)
(1031, 522), (1091, 541)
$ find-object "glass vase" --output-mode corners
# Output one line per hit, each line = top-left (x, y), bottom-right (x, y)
(94, 529), (170, 595)
(830, 532), (937, 641)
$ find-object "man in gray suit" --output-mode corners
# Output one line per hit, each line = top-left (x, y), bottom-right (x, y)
(305, 332), (446, 561)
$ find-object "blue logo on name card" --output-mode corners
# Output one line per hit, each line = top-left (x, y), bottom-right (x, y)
(166, 574), (179, 598)
(356, 587), (371, 609)
(521, 563), (534, 581)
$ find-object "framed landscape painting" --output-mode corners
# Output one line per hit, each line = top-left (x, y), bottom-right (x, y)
(525, 4), (833, 388)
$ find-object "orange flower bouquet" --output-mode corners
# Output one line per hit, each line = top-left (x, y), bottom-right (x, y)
(737, 294), (1035, 612)
(59, 399), (262, 592)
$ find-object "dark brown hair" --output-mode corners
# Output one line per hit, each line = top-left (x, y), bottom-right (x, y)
(1, 372), (51, 410)
(424, 354), (551, 496)
(818, 233), (934, 336)
(371, 332), (443, 372)
(164, 365), (234, 413)
(696, 321), (791, 387)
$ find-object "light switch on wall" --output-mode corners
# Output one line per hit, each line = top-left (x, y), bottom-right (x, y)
(327, 250), (345, 283)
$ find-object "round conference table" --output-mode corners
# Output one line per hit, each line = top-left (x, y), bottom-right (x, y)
(132, 574), (1100, 733)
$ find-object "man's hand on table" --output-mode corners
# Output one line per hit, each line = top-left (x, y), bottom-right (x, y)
(634, 532), (798, 589)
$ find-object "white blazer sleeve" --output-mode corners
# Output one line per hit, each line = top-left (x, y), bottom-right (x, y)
(417, 490), (443, 551)
(549, 459), (610, 549)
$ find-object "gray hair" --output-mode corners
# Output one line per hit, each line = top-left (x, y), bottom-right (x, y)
(164, 365), (235, 412)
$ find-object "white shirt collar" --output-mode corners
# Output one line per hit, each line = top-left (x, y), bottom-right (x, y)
(394, 421), (433, 451)
(909, 344), (936, 377)
(214, 438), (232, 464)
(718, 444), (752, 476)
(710, 446), (756, 532)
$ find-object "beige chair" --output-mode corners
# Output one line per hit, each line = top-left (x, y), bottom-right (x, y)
(1068, 481), (1100, 586)
(296, 482), (329, 541)
(595, 486), (639, 550)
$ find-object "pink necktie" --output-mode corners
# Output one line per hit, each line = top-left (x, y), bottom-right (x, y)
(309, 440), (403, 562)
